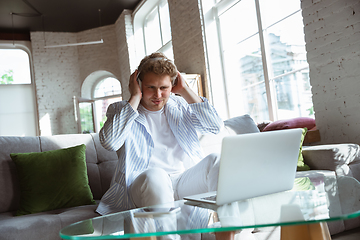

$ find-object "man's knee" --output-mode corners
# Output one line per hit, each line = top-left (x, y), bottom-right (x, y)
(137, 168), (173, 198)
(131, 168), (174, 207)
(141, 168), (172, 189)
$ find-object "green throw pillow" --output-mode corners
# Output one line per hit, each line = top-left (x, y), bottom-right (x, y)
(11, 144), (95, 216)
(297, 128), (311, 171)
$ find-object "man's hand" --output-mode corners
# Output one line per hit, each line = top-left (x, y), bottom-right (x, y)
(128, 70), (142, 110)
(172, 72), (203, 104)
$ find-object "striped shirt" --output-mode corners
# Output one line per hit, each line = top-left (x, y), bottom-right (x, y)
(96, 95), (223, 215)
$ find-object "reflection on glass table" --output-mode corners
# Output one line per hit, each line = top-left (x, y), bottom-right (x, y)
(60, 177), (360, 240)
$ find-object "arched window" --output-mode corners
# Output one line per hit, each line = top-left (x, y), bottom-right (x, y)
(94, 77), (121, 98)
(0, 42), (38, 136)
(76, 72), (122, 133)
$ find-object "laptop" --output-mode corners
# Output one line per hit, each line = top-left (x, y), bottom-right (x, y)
(184, 128), (303, 206)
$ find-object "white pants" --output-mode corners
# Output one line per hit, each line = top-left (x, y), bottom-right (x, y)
(130, 153), (220, 208)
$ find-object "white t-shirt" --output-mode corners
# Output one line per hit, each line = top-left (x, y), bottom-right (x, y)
(139, 105), (189, 175)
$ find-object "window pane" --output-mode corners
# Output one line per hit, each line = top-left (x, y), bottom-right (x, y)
(224, 35), (269, 121)
(94, 97), (121, 131)
(94, 77), (121, 98)
(219, 0), (268, 121)
(79, 102), (94, 133)
(262, 6), (313, 119)
(144, 8), (162, 54)
(159, 0), (172, 44)
(273, 68), (313, 119)
(0, 84), (37, 136)
(0, 49), (31, 84)
(265, 11), (308, 77)
(259, 0), (301, 29)
(159, 43), (174, 61)
(219, 0), (258, 51)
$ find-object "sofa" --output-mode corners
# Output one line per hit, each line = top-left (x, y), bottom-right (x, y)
(0, 133), (118, 240)
(0, 114), (359, 240)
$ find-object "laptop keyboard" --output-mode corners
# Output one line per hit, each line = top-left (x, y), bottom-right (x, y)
(201, 195), (217, 201)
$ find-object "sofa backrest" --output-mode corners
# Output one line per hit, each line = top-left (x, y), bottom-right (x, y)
(0, 136), (41, 213)
(0, 133), (118, 214)
(199, 114), (260, 156)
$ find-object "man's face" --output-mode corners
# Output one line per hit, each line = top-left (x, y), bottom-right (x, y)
(140, 72), (172, 111)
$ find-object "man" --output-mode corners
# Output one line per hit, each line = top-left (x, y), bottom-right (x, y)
(96, 53), (223, 215)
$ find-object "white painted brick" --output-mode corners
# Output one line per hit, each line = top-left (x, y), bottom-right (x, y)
(168, 0), (207, 80)
(114, 9), (134, 101)
(77, 25), (122, 82)
(31, 31), (81, 135)
(302, 0), (360, 145)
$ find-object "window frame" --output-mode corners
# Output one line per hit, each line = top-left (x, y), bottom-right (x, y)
(202, 0), (311, 121)
(77, 71), (122, 133)
(133, 0), (173, 63)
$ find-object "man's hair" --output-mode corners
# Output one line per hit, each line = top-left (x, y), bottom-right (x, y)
(137, 52), (178, 85)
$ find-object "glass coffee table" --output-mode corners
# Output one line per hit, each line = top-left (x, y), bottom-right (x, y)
(60, 179), (360, 240)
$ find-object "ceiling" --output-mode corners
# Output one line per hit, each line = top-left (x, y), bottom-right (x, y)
(0, 0), (142, 34)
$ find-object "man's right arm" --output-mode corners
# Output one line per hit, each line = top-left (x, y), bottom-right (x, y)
(99, 101), (138, 151)
(100, 70), (142, 151)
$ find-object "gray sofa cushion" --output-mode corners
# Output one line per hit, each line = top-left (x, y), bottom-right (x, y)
(0, 204), (99, 240)
(90, 133), (119, 198)
(200, 114), (260, 156)
(0, 136), (41, 213)
(224, 114), (260, 134)
(302, 143), (360, 182)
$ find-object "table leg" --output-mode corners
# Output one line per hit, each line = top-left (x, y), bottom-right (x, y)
(281, 222), (331, 240)
(215, 231), (235, 240)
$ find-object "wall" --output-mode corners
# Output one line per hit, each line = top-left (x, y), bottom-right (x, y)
(31, 32), (81, 135)
(301, 0), (360, 144)
(114, 10), (136, 101)
(168, 0), (209, 97)
(31, 25), (123, 135)
(77, 25), (122, 88)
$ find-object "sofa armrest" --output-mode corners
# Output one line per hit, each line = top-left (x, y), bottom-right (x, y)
(302, 144), (360, 182)
(337, 176), (360, 231)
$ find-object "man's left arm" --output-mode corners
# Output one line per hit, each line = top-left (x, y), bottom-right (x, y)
(188, 97), (223, 134)
(171, 72), (223, 134)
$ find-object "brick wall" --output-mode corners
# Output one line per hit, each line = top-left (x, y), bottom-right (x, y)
(31, 32), (81, 135)
(77, 25), (122, 85)
(301, 0), (360, 144)
(168, 0), (209, 96)
(31, 25), (123, 135)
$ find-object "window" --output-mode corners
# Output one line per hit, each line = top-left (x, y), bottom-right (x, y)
(93, 78), (121, 131)
(203, 0), (313, 122)
(77, 72), (121, 133)
(0, 43), (38, 136)
(133, 0), (173, 62)
(0, 49), (31, 84)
